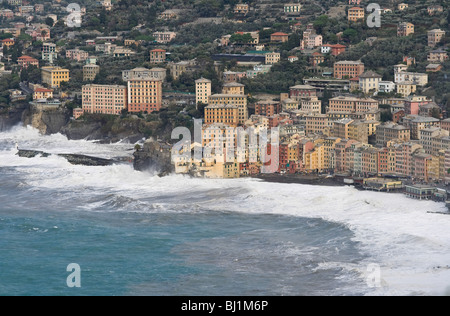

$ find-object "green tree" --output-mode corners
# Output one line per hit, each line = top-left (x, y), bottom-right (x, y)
(45, 17), (55, 27)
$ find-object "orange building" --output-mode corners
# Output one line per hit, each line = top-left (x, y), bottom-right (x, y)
(127, 79), (162, 113)
(1, 38), (14, 48)
(205, 104), (239, 127)
(149, 49), (166, 64)
(270, 32), (289, 43)
(333, 60), (364, 79)
(348, 7), (365, 22)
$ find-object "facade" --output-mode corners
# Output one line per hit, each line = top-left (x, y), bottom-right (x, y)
(427, 29), (445, 47)
(404, 96), (433, 115)
(426, 64), (442, 73)
(265, 52), (280, 65)
(195, 78), (212, 105)
(305, 114), (329, 134)
(255, 101), (281, 117)
(223, 71), (247, 83)
(394, 71), (428, 86)
(310, 52), (325, 67)
(289, 85), (316, 101)
(376, 122), (410, 147)
(83, 64), (100, 82)
(127, 79), (163, 113)
(398, 3), (408, 11)
(41, 67), (70, 88)
(149, 49), (166, 64)
(359, 71), (382, 94)
(301, 96), (321, 113)
(18, 55), (39, 69)
(284, 3), (302, 15)
(402, 115), (440, 139)
(396, 82), (417, 97)
(397, 22), (414, 37)
(42, 43), (57, 63)
(234, 3), (249, 15)
(378, 81), (396, 93)
(348, 7), (365, 22)
(171, 60), (197, 80)
(204, 104), (239, 127)
(328, 96), (378, 113)
(271, 32), (289, 43)
(153, 32), (177, 44)
(66, 49), (88, 62)
(33, 88), (53, 100)
(209, 94), (248, 125)
(82, 84), (127, 115)
(122, 67), (167, 82)
(427, 49), (448, 63)
(333, 61), (364, 79)
(222, 82), (245, 95)
(428, 5), (444, 15)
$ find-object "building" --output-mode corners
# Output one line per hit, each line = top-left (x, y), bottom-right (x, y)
(284, 3), (302, 15)
(195, 78), (211, 105)
(42, 43), (57, 63)
(282, 98), (299, 111)
(333, 61), (364, 79)
(96, 42), (116, 55)
(376, 122), (410, 147)
(82, 84), (127, 115)
(328, 96), (378, 113)
(209, 94), (248, 125)
(153, 31), (177, 44)
(246, 64), (272, 79)
(149, 49), (166, 64)
(159, 9), (182, 20)
(301, 28), (323, 50)
(402, 115), (440, 140)
(305, 114), (329, 134)
(223, 71), (247, 83)
(271, 32), (289, 43)
(288, 56), (299, 63)
(348, 7), (365, 22)
(427, 29), (445, 47)
(66, 49), (88, 62)
(396, 82), (417, 97)
(419, 102), (440, 118)
(332, 118), (354, 140)
(73, 108), (84, 120)
(1, 38), (14, 48)
(171, 60), (197, 80)
(394, 71), (428, 86)
(127, 79), (163, 113)
(428, 49), (448, 63)
(113, 47), (135, 58)
(378, 81), (396, 93)
(33, 87), (53, 100)
(310, 52), (325, 67)
(222, 82), (245, 95)
(359, 71), (382, 94)
(398, 3), (408, 11)
(122, 67), (167, 82)
(440, 118), (450, 133)
(41, 67), (70, 88)
(405, 185), (436, 200)
(18, 55), (39, 69)
(265, 52), (280, 65)
(205, 104), (239, 127)
(397, 22), (414, 37)
(428, 5), (444, 15)
(321, 44), (346, 56)
(255, 101), (281, 117)
(304, 78), (350, 97)
(404, 96), (433, 115)
(234, 3), (249, 15)
(426, 64), (442, 73)
(301, 96), (321, 114)
(289, 85), (316, 101)
(83, 64), (100, 81)
(419, 127), (449, 155)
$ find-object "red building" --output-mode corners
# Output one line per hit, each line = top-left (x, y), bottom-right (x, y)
(392, 110), (405, 123)
(289, 85), (316, 101)
(330, 44), (346, 56)
(270, 32), (289, 43)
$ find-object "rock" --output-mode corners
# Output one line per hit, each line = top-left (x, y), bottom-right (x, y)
(0, 103), (29, 131)
(22, 106), (70, 135)
(133, 139), (174, 176)
(17, 150), (50, 158)
(17, 149), (115, 166)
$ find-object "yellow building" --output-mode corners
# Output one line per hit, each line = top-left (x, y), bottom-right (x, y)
(265, 52), (280, 65)
(33, 87), (53, 100)
(348, 7), (365, 22)
(398, 3), (408, 11)
(209, 94), (248, 125)
(195, 78), (211, 105)
(359, 71), (382, 94)
(222, 82), (245, 95)
(41, 66), (70, 88)
(304, 144), (325, 172)
(397, 82), (417, 97)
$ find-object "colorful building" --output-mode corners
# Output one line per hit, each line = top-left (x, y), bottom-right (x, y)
(127, 79), (163, 113)
(41, 66), (70, 88)
(82, 84), (127, 115)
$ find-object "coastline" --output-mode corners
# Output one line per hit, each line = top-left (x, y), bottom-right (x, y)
(253, 173), (347, 187)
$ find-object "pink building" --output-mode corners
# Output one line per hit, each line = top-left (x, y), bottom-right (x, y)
(394, 142), (422, 176)
(404, 96), (433, 115)
(334, 139), (359, 173)
(289, 85), (316, 100)
(412, 152), (432, 181)
(66, 49), (89, 62)
(82, 84), (128, 115)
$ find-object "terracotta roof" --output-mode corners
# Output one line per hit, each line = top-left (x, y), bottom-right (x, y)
(151, 49), (166, 52)
(271, 32), (288, 36)
(34, 88), (53, 92)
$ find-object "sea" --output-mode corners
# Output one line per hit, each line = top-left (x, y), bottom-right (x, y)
(1, 125), (450, 296)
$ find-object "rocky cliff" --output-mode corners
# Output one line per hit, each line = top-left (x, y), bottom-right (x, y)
(133, 139), (174, 176)
(22, 106), (70, 135)
(0, 103), (29, 131)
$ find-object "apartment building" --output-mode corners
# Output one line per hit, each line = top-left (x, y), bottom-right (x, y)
(195, 78), (211, 105)
(334, 61), (364, 79)
(41, 66), (70, 88)
(82, 84), (127, 115)
(127, 79), (163, 113)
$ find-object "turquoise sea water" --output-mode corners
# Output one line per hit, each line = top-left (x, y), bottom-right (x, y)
(1, 126), (450, 296)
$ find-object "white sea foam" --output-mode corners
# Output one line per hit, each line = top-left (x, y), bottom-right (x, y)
(1, 126), (450, 295)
